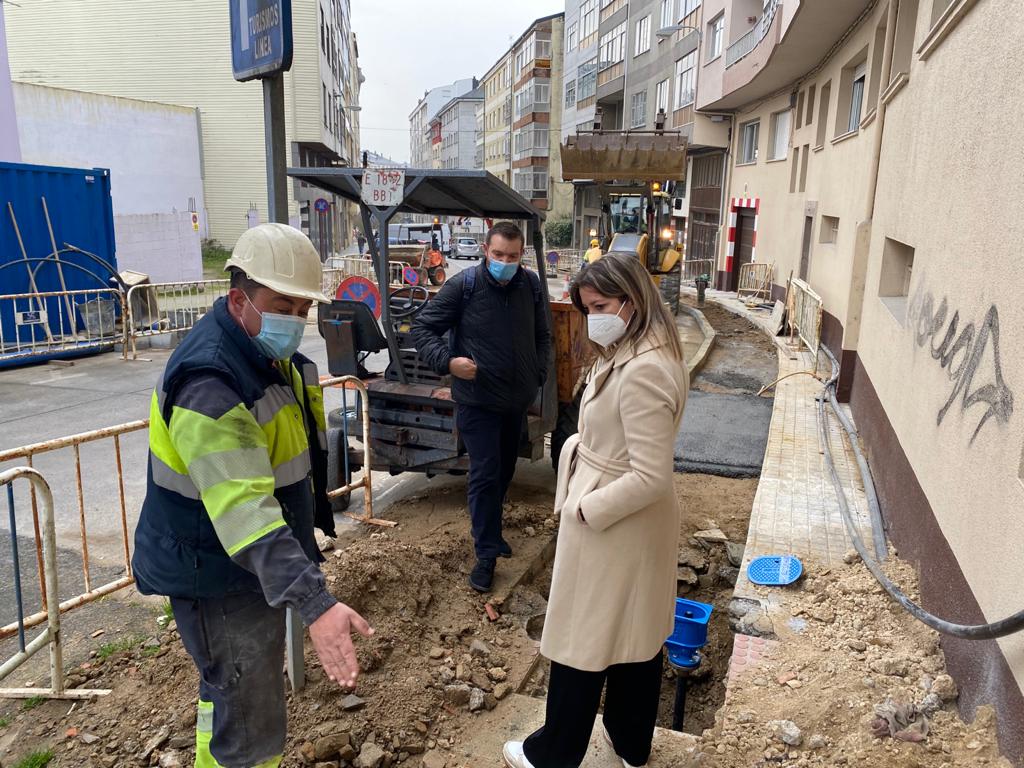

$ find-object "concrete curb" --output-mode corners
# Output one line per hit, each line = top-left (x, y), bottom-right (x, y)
(679, 303), (716, 378)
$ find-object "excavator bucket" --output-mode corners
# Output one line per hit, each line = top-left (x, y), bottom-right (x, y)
(560, 132), (688, 182)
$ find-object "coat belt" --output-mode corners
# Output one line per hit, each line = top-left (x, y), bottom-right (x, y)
(575, 441), (632, 476)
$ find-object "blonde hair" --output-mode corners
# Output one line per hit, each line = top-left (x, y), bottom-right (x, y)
(570, 252), (684, 362)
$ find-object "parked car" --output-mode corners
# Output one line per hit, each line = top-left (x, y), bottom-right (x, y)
(455, 237), (483, 259)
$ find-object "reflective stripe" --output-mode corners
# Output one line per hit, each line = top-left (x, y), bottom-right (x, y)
(151, 453), (200, 500)
(171, 403), (267, 461)
(189, 447), (272, 493)
(197, 699), (214, 734)
(251, 384), (298, 426)
(211, 495), (286, 556)
(273, 450), (311, 487)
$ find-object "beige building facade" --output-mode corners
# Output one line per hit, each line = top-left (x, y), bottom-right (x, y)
(482, 53), (514, 186)
(5, 0), (361, 251)
(698, 1), (1024, 761)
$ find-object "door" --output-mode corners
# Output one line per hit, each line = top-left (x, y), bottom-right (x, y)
(799, 215), (813, 280)
(731, 211), (755, 291)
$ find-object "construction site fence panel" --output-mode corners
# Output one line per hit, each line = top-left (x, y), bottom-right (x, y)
(322, 260), (405, 299)
(0, 466), (110, 700)
(737, 262), (775, 303)
(124, 279), (229, 360)
(0, 288), (124, 365)
(681, 259), (715, 285)
(0, 420), (146, 642)
(789, 277), (823, 357)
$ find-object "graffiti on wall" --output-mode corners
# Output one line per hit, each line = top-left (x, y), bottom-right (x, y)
(909, 288), (1014, 443)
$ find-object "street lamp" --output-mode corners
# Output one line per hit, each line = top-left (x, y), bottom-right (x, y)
(655, 24), (701, 40)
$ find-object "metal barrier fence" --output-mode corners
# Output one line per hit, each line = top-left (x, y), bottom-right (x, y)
(123, 279), (229, 360)
(681, 259), (715, 285)
(0, 466), (110, 699)
(789, 277), (823, 356)
(737, 262), (775, 303)
(0, 421), (146, 641)
(0, 288), (124, 364)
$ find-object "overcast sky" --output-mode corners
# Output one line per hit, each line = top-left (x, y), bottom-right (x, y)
(351, 0), (561, 164)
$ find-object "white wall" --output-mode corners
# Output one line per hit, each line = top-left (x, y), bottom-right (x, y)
(114, 213), (202, 282)
(0, 5), (20, 162)
(13, 83), (205, 223)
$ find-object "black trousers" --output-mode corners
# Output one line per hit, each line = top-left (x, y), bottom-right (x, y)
(456, 404), (524, 559)
(523, 651), (663, 768)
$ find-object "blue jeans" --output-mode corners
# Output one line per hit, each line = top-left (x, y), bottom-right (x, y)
(456, 404), (525, 559)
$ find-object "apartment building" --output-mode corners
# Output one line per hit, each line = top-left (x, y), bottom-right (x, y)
(697, 1), (1024, 761)
(510, 13), (572, 217)
(5, 0), (362, 252)
(408, 78), (477, 169)
(438, 87), (484, 170)
(482, 54), (514, 185)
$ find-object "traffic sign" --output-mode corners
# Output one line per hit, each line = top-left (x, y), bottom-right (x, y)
(402, 266), (420, 286)
(191, 212), (200, 232)
(546, 251), (559, 266)
(335, 276), (382, 319)
(314, 198), (330, 213)
(230, 0), (294, 82)
(361, 168), (406, 208)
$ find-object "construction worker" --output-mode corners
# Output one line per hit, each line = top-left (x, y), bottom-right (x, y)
(132, 223), (372, 768)
(583, 238), (603, 265)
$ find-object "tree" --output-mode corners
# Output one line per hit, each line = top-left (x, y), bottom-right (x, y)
(544, 218), (573, 248)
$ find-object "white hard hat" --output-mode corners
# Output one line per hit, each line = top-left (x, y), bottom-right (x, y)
(225, 223), (330, 304)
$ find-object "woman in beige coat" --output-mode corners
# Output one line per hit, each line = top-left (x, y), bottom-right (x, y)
(504, 254), (688, 768)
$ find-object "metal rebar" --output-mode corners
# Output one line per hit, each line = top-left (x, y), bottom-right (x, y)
(73, 444), (91, 592)
(7, 483), (26, 652)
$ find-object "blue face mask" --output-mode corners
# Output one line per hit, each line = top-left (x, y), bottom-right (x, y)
(244, 293), (306, 360)
(487, 259), (519, 283)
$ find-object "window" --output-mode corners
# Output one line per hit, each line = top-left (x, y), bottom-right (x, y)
(630, 90), (647, 128)
(820, 216), (839, 244)
(514, 127), (549, 160)
(580, 0), (598, 40)
(848, 62), (866, 132)
(678, 0), (701, 20)
(655, 78), (669, 118)
(578, 58), (598, 101)
(739, 120), (759, 164)
(707, 14), (724, 60)
(816, 81), (830, 146)
(805, 84), (816, 126)
(599, 22), (627, 70)
(673, 52), (696, 109)
(659, 0), (673, 30)
(567, 21), (578, 52)
(635, 15), (651, 56)
(565, 79), (577, 108)
(320, 6), (325, 52)
(322, 82), (328, 128)
(879, 237), (915, 323)
(514, 79), (551, 119)
(768, 110), (791, 160)
(513, 167), (549, 197)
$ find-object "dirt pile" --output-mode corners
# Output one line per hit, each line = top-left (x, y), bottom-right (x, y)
(688, 557), (1011, 767)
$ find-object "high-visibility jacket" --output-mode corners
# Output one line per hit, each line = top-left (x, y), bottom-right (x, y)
(584, 246), (603, 264)
(132, 298), (337, 625)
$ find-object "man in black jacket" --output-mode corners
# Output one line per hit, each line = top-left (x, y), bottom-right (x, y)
(412, 222), (551, 592)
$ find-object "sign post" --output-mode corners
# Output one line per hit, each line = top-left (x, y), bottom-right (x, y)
(229, 0), (303, 690)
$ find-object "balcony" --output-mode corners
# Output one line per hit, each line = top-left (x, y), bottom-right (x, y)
(726, 0), (781, 68)
(704, 0), (873, 111)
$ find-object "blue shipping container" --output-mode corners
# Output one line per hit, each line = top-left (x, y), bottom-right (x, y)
(0, 161), (119, 363)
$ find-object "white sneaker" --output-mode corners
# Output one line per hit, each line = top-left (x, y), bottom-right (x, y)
(502, 741), (537, 768)
(602, 723), (646, 768)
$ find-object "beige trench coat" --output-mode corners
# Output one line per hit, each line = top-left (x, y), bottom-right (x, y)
(541, 337), (688, 672)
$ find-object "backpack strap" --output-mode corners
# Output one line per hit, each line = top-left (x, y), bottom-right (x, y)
(449, 267), (477, 356)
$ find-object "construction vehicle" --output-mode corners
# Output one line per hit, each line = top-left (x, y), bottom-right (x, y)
(285, 167), (592, 510)
(561, 113), (689, 312)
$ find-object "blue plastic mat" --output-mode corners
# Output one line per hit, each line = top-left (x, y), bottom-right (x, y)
(747, 555), (803, 586)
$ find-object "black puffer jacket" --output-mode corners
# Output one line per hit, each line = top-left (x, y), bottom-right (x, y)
(412, 263), (551, 414)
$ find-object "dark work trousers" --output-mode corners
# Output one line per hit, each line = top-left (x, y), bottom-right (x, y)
(171, 592), (287, 768)
(523, 651), (664, 768)
(456, 404), (525, 560)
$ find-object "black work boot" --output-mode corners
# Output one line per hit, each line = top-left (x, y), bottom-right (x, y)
(469, 558), (496, 593)
(499, 538), (513, 558)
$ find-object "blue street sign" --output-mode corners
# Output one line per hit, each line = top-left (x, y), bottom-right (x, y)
(314, 198), (330, 213)
(229, 0), (293, 82)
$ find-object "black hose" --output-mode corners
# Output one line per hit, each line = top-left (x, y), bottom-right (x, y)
(818, 346), (1024, 640)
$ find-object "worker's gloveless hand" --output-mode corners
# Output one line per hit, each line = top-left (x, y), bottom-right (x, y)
(449, 357), (477, 381)
(309, 602), (374, 688)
